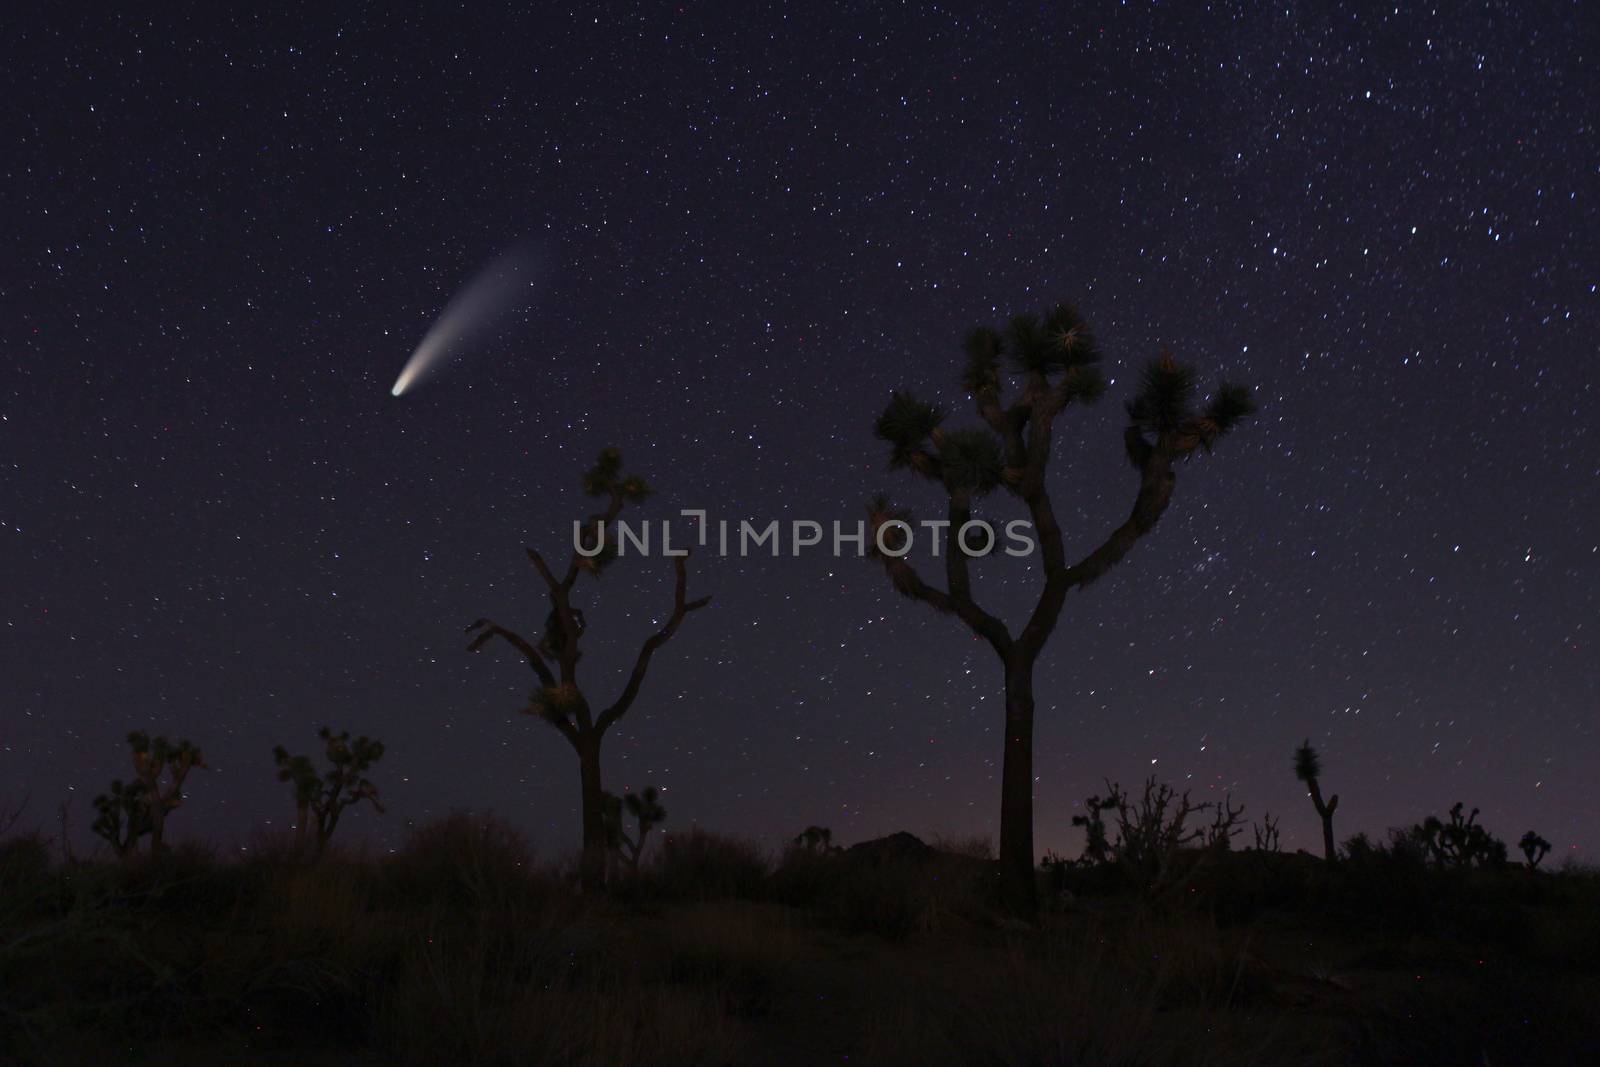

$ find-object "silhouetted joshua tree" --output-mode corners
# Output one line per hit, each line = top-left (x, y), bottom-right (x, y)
(273, 727), (387, 858)
(867, 304), (1256, 914)
(467, 449), (710, 892)
(1416, 802), (1508, 870)
(1073, 776), (1242, 898)
(602, 786), (666, 873)
(1293, 740), (1339, 863)
(90, 779), (150, 860)
(124, 731), (204, 856)
(1518, 830), (1552, 870)
(794, 825), (836, 853)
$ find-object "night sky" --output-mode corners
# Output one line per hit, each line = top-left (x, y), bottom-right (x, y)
(4, 4), (1596, 862)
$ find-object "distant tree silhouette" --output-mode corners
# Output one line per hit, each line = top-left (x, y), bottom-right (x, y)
(273, 727), (387, 858)
(1251, 812), (1282, 853)
(794, 825), (836, 853)
(124, 732), (204, 856)
(1293, 740), (1339, 862)
(1519, 830), (1552, 870)
(1072, 776), (1242, 898)
(867, 304), (1256, 915)
(602, 785), (666, 873)
(467, 449), (710, 892)
(90, 779), (149, 859)
(1415, 803), (1508, 869)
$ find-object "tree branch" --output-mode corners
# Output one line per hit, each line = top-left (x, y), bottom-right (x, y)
(595, 554), (711, 736)
(465, 619), (557, 689)
(879, 552), (1012, 655)
(1059, 444), (1178, 590)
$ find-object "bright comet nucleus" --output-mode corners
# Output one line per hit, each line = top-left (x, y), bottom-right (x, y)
(390, 243), (545, 397)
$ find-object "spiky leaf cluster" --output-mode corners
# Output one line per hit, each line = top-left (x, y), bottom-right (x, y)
(580, 447), (654, 502)
(1126, 352), (1197, 434)
(1007, 303), (1101, 376)
(1125, 352), (1258, 460)
(529, 683), (585, 727)
(1292, 740), (1321, 783)
(939, 428), (1003, 495)
(874, 391), (945, 469)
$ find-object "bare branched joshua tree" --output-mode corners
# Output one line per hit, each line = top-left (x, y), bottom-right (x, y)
(467, 449), (710, 892)
(867, 304), (1256, 915)
(1072, 776), (1244, 899)
(1293, 740), (1339, 863)
(273, 727), (387, 858)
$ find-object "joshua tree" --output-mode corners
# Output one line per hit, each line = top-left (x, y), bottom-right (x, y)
(467, 449), (710, 892)
(1518, 830), (1552, 870)
(90, 779), (150, 860)
(1415, 802), (1508, 870)
(273, 727), (387, 858)
(602, 785), (667, 873)
(867, 304), (1256, 914)
(1072, 777), (1240, 897)
(1293, 740), (1339, 863)
(126, 731), (204, 856)
(794, 825), (835, 853)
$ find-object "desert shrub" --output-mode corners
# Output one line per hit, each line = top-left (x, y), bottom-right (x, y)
(375, 905), (742, 1067)
(647, 828), (769, 901)
(383, 810), (547, 911)
(776, 834), (995, 938)
(0, 831), (52, 890)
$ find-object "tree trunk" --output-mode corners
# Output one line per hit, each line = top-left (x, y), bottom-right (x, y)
(1307, 779), (1337, 863)
(147, 800), (166, 857)
(294, 801), (308, 856)
(998, 655), (1037, 917)
(577, 737), (607, 893)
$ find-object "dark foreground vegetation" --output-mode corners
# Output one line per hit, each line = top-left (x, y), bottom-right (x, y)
(4, 814), (1598, 1067)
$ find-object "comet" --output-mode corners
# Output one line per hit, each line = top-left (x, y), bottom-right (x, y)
(390, 243), (545, 397)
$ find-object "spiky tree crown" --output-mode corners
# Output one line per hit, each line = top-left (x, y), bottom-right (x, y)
(623, 786), (666, 828)
(938, 428), (1002, 495)
(582, 447), (652, 503)
(874, 391), (946, 470)
(1293, 740), (1322, 783)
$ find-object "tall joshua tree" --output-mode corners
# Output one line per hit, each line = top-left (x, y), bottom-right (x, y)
(868, 303), (1256, 915)
(273, 727), (387, 858)
(125, 731), (204, 856)
(467, 448), (710, 892)
(1293, 740), (1338, 862)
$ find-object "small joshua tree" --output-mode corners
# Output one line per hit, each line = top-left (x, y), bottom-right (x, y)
(866, 305), (1257, 914)
(90, 779), (150, 860)
(602, 786), (666, 873)
(126, 731), (204, 856)
(273, 727), (387, 858)
(1416, 803), (1508, 870)
(467, 449), (710, 892)
(794, 825), (836, 853)
(1293, 740), (1338, 863)
(1518, 830), (1551, 870)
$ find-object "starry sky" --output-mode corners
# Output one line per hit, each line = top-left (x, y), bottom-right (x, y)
(4, 4), (1596, 862)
